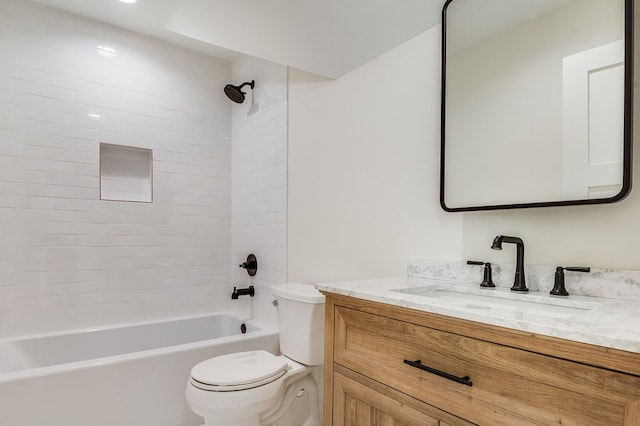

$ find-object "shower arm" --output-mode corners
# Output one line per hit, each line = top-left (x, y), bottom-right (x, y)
(237, 81), (254, 91)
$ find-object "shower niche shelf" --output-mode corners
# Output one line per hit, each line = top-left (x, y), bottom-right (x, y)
(100, 143), (153, 203)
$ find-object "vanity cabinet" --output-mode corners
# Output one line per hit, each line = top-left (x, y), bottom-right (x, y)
(323, 293), (640, 426)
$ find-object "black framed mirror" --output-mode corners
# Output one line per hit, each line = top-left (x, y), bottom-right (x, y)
(440, 0), (633, 212)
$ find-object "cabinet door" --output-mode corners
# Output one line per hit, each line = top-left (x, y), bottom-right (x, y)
(333, 371), (439, 426)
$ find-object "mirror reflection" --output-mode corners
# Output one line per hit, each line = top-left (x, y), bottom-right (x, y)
(442, 0), (631, 211)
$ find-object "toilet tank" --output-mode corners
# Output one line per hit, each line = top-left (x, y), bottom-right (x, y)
(270, 283), (325, 366)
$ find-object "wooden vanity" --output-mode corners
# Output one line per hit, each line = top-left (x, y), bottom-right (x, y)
(322, 293), (640, 425)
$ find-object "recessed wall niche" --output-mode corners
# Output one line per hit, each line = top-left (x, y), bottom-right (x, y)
(100, 143), (153, 203)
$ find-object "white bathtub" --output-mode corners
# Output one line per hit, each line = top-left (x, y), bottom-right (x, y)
(0, 313), (279, 426)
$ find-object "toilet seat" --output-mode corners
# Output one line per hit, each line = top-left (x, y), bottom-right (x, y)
(190, 350), (289, 392)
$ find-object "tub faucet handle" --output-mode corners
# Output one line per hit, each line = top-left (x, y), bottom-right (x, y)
(239, 254), (257, 276)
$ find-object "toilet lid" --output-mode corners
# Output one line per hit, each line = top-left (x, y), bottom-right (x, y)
(190, 350), (289, 391)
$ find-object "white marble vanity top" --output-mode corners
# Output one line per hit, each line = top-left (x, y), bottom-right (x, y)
(316, 277), (640, 355)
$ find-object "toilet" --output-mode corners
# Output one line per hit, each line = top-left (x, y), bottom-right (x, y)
(185, 283), (325, 426)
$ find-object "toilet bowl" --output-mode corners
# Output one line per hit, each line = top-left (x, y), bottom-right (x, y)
(185, 350), (315, 426)
(185, 283), (325, 426)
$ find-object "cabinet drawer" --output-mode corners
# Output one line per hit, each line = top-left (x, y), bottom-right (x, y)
(333, 365), (475, 426)
(334, 305), (640, 426)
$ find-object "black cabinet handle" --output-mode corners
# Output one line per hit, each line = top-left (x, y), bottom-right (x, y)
(403, 359), (473, 387)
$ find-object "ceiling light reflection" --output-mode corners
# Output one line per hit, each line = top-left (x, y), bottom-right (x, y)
(96, 45), (117, 58)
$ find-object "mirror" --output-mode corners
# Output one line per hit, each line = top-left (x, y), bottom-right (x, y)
(441, 0), (632, 212)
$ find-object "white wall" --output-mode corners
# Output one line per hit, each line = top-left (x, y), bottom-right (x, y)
(0, 1), (233, 336)
(3, 0), (636, 338)
(288, 26), (463, 283)
(288, 3), (640, 280)
(462, 2), (640, 270)
(230, 56), (287, 325)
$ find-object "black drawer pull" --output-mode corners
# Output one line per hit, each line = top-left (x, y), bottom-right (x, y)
(403, 359), (473, 387)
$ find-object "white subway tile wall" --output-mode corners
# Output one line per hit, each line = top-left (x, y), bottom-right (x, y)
(0, 0), (234, 336)
(230, 57), (287, 325)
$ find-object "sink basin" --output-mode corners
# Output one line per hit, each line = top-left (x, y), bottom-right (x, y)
(391, 287), (601, 320)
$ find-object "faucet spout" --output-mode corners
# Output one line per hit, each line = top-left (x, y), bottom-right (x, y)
(491, 235), (527, 292)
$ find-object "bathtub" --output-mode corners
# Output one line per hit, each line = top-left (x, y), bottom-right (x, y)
(0, 313), (279, 426)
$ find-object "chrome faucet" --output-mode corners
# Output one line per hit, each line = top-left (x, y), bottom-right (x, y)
(491, 235), (527, 292)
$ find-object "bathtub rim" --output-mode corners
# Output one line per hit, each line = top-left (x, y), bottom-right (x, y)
(0, 311), (278, 384)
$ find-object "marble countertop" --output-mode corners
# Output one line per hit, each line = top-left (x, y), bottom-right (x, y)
(316, 277), (640, 354)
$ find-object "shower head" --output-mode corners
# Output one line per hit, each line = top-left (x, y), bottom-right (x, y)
(224, 80), (255, 104)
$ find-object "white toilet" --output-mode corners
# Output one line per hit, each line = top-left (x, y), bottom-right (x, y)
(185, 283), (325, 426)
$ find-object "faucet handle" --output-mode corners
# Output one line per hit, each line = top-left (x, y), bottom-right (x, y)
(550, 266), (591, 296)
(466, 260), (495, 288)
(239, 254), (258, 276)
(564, 266), (591, 273)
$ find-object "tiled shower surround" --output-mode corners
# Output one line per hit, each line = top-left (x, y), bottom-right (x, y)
(230, 57), (287, 325)
(0, 1), (285, 336)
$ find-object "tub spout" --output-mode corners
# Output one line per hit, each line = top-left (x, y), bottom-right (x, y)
(231, 286), (255, 299)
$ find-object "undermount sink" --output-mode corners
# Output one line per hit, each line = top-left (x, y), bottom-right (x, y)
(391, 287), (602, 320)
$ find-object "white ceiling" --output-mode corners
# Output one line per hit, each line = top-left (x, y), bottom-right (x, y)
(30, 0), (444, 78)
(446, 0), (574, 54)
